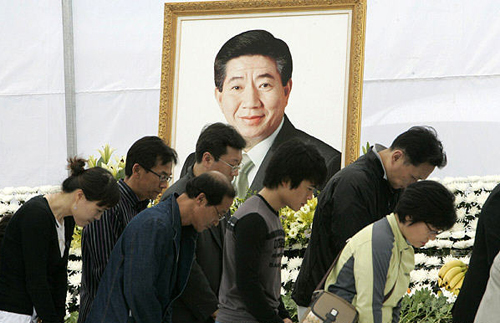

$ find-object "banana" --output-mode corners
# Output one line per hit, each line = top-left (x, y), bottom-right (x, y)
(438, 259), (465, 279)
(447, 271), (465, 291)
(443, 266), (466, 286)
(451, 275), (465, 295)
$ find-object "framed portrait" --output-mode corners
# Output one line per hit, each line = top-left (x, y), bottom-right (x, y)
(159, 0), (366, 179)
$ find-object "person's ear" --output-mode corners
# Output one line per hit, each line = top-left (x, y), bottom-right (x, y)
(283, 79), (292, 99)
(74, 189), (84, 203)
(392, 150), (404, 163)
(281, 179), (292, 189)
(202, 152), (214, 167)
(215, 87), (223, 108)
(196, 192), (207, 206)
(131, 163), (142, 176)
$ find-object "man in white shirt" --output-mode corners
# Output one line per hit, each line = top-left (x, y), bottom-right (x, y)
(181, 29), (341, 196)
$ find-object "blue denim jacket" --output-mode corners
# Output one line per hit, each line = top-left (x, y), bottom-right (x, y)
(85, 194), (197, 323)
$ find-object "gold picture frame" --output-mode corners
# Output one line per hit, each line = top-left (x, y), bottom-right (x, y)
(159, 0), (366, 172)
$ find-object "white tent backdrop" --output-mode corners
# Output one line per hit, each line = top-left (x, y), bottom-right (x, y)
(1, 0), (499, 188)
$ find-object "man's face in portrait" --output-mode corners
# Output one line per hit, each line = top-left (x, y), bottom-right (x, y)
(215, 55), (292, 149)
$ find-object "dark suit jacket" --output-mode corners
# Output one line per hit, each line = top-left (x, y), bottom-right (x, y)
(162, 168), (226, 323)
(452, 183), (500, 323)
(180, 115), (341, 191)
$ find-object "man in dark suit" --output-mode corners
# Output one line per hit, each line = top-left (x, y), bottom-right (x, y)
(181, 29), (341, 196)
(162, 123), (246, 323)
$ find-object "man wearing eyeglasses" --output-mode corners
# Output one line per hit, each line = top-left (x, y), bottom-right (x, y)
(292, 126), (448, 320)
(86, 171), (236, 323)
(78, 136), (178, 323)
(161, 122), (245, 323)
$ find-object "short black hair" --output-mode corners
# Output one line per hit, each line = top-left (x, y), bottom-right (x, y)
(195, 123), (246, 163)
(62, 157), (120, 208)
(185, 172), (236, 206)
(390, 126), (447, 168)
(395, 180), (456, 231)
(263, 138), (327, 189)
(125, 136), (177, 176)
(214, 29), (293, 92)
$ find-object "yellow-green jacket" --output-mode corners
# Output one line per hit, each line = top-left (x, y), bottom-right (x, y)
(325, 213), (414, 323)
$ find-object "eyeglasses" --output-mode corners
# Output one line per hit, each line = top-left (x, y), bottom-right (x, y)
(213, 205), (226, 221)
(307, 185), (318, 192)
(425, 223), (443, 236)
(218, 159), (241, 173)
(141, 165), (172, 182)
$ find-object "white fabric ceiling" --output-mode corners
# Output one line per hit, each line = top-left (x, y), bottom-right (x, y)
(1, 0), (499, 188)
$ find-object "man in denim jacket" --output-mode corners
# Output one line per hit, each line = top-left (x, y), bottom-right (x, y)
(85, 172), (235, 323)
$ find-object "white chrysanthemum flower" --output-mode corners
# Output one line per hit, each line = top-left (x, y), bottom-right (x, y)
(427, 268), (439, 281)
(437, 231), (451, 239)
(451, 231), (466, 239)
(70, 247), (82, 257)
(0, 205), (9, 215)
(7, 204), (21, 213)
(484, 182), (499, 191)
(291, 243), (303, 250)
(281, 269), (291, 284)
(459, 256), (471, 265)
(68, 260), (82, 272)
(471, 182), (485, 192)
(454, 182), (469, 192)
(14, 194), (29, 203)
(414, 253), (427, 265)
(289, 269), (300, 282)
(421, 239), (438, 248)
(441, 289), (457, 303)
(66, 291), (74, 304)
(454, 195), (465, 205)
(13, 186), (33, 194)
(410, 269), (429, 283)
(456, 208), (467, 221)
(282, 256), (289, 266)
(476, 192), (489, 206)
(425, 256), (442, 267)
(68, 273), (81, 288)
(288, 257), (303, 271)
(453, 240), (475, 249)
(468, 206), (480, 217)
(465, 192), (480, 204)
(0, 187), (14, 195)
(436, 240), (454, 248)
(450, 222), (465, 232)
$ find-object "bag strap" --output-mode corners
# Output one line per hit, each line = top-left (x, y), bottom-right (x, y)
(315, 247), (344, 291)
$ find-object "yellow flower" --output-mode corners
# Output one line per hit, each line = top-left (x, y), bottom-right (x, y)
(98, 144), (116, 165)
(87, 155), (97, 168)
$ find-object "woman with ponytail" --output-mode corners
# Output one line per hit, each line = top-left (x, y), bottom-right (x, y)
(0, 158), (119, 323)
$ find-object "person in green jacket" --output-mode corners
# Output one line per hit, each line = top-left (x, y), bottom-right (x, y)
(324, 180), (456, 323)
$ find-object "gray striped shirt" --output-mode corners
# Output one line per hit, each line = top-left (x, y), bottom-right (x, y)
(78, 179), (147, 323)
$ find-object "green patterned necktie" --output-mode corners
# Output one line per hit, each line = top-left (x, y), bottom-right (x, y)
(236, 154), (254, 199)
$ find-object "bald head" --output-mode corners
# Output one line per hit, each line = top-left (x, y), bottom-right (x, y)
(185, 171), (235, 205)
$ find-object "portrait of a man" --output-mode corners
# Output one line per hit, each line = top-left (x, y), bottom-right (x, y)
(181, 30), (341, 195)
